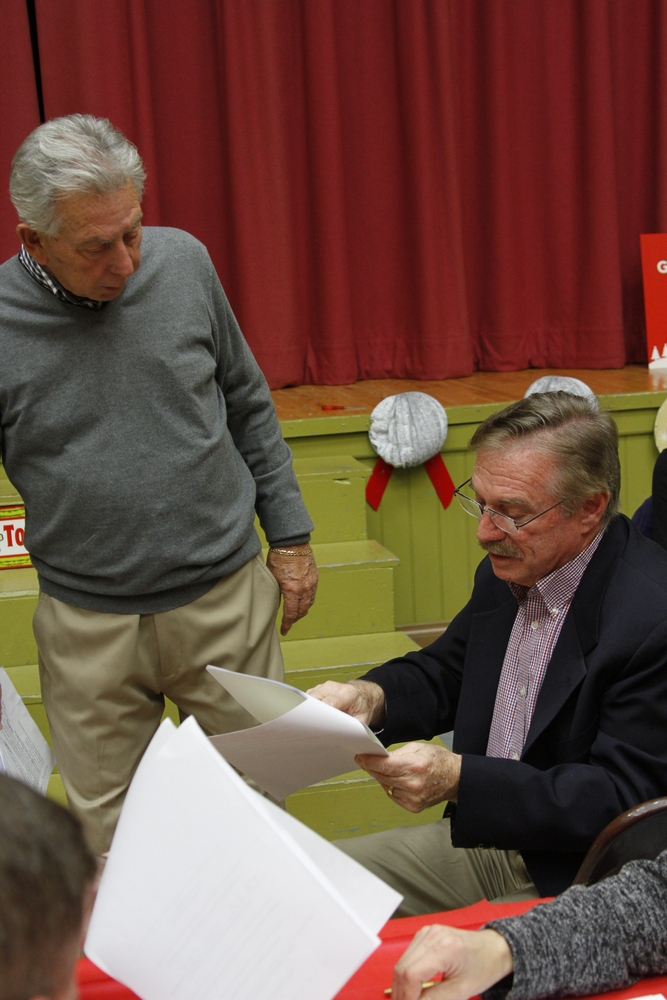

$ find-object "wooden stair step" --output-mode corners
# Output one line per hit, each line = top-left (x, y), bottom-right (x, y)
(0, 568), (38, 667)
(257, 455), (370, 546)
(283, 630), (419, 689)
(278, 540), (399, 641)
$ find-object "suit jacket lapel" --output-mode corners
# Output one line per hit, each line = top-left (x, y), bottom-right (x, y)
(522, 614), (586, 754)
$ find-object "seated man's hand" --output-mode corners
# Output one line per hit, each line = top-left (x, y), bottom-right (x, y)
(266, 544), (318, 636)
(307, 679), (386, 728)
(392, 925), (513, 1000)
(355, 742), (462, 811)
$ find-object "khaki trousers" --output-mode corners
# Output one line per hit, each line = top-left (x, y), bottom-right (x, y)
(33, 554), (283, 853)
(335, 818), (539, 917)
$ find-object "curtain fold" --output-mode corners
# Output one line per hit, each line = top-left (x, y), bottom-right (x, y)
(0, 2), (40, 265)
(3, 0), (667, 386)
(456, 0), (628, 370)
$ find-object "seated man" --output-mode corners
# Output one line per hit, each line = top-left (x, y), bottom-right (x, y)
(393, 849), (667, 1000)
(0, 774), (97, 1000)
(311, 392), (667, 914)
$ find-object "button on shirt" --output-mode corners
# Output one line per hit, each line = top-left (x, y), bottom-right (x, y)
(486, 530), (605, 761)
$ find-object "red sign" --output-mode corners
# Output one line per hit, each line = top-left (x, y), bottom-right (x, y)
(640, 233), (667, 369)
(0, 503), (31, 569)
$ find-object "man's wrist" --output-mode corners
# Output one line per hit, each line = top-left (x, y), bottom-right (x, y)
(479, 928), (514, 981)
(349, 679), (386, 729)
(269, 543), (313, 557)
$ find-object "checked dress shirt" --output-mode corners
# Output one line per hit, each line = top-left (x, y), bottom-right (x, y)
(486, 529), (604, 761)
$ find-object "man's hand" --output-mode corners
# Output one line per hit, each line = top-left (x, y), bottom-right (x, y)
(307, 679), (386, 728)
(266, 544), (318, 635)
(392, 925), (513, 1000)
(356, 742), (462, 811)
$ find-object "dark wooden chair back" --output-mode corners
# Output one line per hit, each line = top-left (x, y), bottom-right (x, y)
(572, 797), (667, 887)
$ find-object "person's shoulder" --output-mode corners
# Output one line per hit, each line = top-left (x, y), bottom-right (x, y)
(0, 254), (44, 314)
(141, 227), (213, 269)
(611, 514), (667, 593)
(0, 253), (24, 286)
(142, 226), (207, 251)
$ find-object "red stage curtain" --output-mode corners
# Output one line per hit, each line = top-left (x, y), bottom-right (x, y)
(8, 1), (667, 386)
(0, 2), (40, 265)
(455, 0), (667, 370)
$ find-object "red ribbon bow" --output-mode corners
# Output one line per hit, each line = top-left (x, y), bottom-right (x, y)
(365, 454), (455, 511)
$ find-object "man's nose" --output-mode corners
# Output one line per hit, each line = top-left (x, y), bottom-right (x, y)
(109, 241), (138, 275)
(476, 510), (506, 543)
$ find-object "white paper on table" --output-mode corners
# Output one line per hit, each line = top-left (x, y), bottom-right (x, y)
(206, 665), (388, 799)
(0, 668), (55, 793)
(85, 717), (401, 1000)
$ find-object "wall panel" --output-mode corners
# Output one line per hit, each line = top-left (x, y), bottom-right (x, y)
(286, 394), (663, 626)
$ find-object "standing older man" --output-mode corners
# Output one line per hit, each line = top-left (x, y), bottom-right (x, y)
(311, 392), (667, 913)
(0, 115), (317, 851)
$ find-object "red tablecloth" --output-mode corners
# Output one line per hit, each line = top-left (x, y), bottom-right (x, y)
(76, 897), (667, 1000)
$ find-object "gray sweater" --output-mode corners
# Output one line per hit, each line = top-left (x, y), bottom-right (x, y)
(486, 851), (667, 1000)
(0, 228), (313, 613)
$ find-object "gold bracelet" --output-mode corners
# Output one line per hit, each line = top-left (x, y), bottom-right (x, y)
(269, 547), (312, 556)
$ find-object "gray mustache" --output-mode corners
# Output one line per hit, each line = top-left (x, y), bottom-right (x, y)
(479, 539), (523, 558)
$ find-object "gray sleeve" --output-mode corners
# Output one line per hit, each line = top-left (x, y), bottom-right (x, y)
(208, 265), (313, 546)
(483, 851), (667, 1000)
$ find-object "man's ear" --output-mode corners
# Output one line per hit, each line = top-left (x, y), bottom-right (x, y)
(16, 223), (49, 266)
(580, 491), (610, 529)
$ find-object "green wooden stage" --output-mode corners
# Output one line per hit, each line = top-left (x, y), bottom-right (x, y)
(1, 366), (664, 841)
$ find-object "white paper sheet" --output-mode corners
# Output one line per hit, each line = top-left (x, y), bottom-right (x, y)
(207, 665), (388, 799)
(0, 668), (55, 793)
(85, 717), (401, 1000)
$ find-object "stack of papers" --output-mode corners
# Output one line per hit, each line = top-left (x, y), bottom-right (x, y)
(86, 717), (401, 1000)
(207, 666), (388, 799)
(0, 667), (55, 793)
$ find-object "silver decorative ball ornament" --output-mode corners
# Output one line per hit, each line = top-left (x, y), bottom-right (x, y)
(369, 392), (448, 468)
(524, 376), (598, 409)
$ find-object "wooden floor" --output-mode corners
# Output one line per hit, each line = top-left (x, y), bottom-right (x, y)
(271, 364), (662, 421)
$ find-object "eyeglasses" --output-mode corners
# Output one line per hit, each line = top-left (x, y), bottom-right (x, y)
(453, 478), (571, 536)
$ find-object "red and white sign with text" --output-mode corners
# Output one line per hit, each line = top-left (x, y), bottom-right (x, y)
(0, 503), (31, 569)
(640, 233), (667, 369)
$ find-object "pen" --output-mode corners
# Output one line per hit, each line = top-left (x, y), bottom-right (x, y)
(384, 981), (437, 995)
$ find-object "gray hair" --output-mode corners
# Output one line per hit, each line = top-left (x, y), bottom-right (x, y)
(469, 392), (620, 527)
(10, 114), (146, 236)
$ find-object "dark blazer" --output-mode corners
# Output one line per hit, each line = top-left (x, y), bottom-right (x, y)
(364, 515), (667, 896)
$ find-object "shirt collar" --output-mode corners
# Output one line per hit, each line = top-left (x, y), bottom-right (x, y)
(509, 528), (605, 612)
(18, 245), (105, 311)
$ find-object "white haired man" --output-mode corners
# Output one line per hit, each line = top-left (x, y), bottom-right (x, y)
(311, 392), (667, 914)
(1, 115), (317, 852)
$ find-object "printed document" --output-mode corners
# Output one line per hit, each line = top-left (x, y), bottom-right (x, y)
(85, 717), (401, 1000)
(207, 665), (388, 799)
(0, 668), (55, 793)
